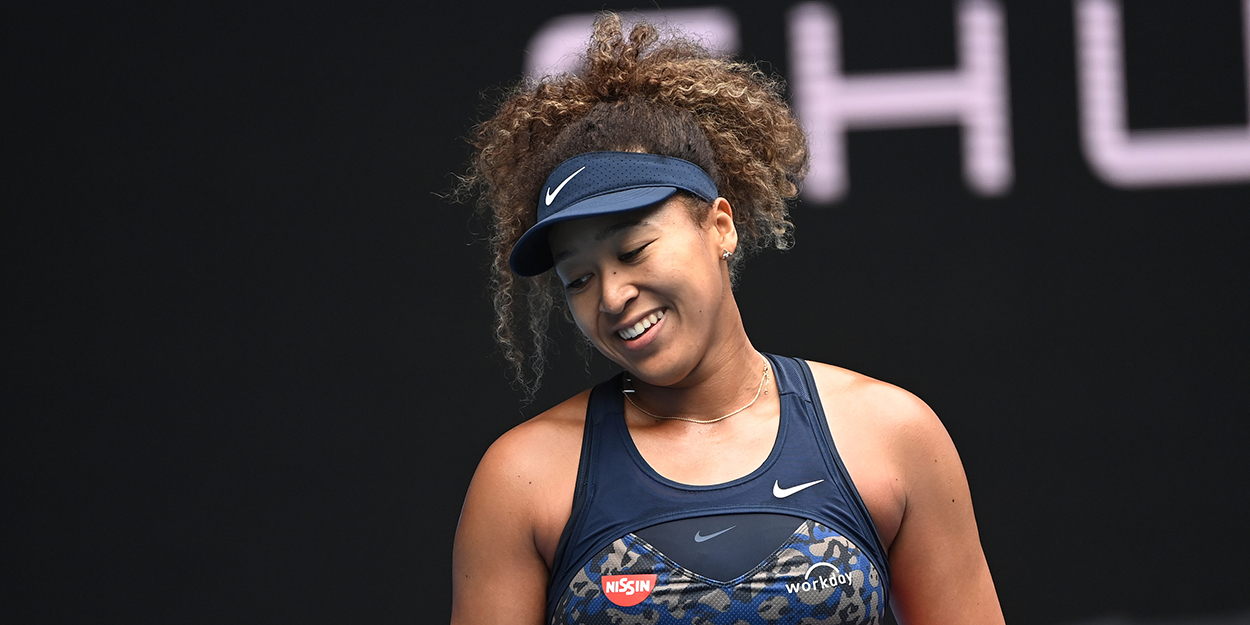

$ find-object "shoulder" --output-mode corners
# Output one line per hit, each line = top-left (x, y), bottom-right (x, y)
(799, 360), (1004, 622)
(802, 360), (964, 523)
(803, 360), (947, 450)
(466, 390), (594, 557)
(453, 388), (594, 605)
(471, 389), (590, 500)
(452, 391), (593, 624)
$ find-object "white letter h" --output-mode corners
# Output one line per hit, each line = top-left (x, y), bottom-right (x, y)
(788, 0), (1013, 202)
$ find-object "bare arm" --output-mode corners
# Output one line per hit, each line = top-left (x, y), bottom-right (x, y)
(451, 399), (585, 625)
(450, 429), (551, 625)
(887, 398), (1004, 624)
(808, 362), (1003, 624)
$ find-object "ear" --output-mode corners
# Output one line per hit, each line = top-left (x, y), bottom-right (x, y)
(710, 197), (738, 254)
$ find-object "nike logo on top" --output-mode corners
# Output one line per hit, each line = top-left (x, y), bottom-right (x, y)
(773, 479), (824, 498)
(693, 526), (736, 543)
(545, 166), (586, 206)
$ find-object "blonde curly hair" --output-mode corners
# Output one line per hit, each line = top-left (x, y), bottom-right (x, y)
(458, 13), (809, 396)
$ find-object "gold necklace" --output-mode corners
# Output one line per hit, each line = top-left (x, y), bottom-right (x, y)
(622, 355), (770, 424)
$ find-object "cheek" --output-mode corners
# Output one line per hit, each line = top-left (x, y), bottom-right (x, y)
(670, 248), (722, 290)
(565, 295), (601, 339)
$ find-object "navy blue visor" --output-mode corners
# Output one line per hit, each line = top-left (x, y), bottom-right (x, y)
(508, 151), (718, 276)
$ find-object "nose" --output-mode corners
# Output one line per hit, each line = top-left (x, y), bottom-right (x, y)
(598, 270), (638, 315)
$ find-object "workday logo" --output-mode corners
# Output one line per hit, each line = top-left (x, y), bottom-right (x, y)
(785, 562), (854, 595)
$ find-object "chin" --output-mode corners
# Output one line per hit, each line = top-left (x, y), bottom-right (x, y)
(626, 355), (697, 388)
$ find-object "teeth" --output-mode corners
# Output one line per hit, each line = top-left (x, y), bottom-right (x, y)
(618, 310), (664, 340)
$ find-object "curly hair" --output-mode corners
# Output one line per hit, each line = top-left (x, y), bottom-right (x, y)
(458, 13), (809, 397)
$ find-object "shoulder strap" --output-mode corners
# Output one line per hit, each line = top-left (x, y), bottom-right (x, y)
(780, 354), (893, 592)
(764, 352), (808, 400)
(544, 374), (622, 616)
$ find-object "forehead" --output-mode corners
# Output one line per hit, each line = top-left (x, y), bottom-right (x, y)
(549, 211), (645, 247)
(548, 198), (689, 252)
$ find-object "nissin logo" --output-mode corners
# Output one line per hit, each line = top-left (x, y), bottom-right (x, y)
(601, 574), (658, 606)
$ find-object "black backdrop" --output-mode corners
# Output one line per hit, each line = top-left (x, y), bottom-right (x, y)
(8, 1), (1250, 623)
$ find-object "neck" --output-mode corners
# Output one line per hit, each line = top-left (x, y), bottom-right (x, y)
(628, 298), (767, 422)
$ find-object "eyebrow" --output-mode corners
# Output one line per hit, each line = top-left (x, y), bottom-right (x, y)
(596, 218), (644, 241)
(551, 218), (648, 265)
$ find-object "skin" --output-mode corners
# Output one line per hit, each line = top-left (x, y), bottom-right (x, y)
(451, 196), (1005, 625)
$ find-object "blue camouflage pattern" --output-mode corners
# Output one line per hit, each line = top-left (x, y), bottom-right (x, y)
(551, 519), (883, 625)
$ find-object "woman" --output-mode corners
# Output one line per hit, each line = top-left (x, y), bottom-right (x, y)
(452, 14), (1004, 625)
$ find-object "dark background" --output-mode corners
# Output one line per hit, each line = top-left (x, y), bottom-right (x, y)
(7, 1), (1249, 623)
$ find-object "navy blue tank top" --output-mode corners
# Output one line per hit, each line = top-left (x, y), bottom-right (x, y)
(546, 354), (890, 625)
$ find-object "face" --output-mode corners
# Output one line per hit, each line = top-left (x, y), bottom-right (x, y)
(549, 196), (738, 387)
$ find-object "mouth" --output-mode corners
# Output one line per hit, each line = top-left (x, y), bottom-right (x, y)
(617, 309), (665, 341)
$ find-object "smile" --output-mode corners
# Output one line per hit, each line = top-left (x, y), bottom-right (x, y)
(618, 310), (665, 340)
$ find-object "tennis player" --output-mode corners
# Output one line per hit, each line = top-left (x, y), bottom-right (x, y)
(452, 14), (1004, 625)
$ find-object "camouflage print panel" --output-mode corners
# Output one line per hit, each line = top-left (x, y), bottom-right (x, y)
(551, 520), (884, 625)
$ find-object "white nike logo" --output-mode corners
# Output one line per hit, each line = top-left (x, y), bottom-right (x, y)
(772, 479), (824, 498)
(693, 526), (736, 543)
(545, 166), (586, 206)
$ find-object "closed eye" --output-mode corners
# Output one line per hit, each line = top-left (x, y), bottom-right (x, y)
(619, 242), (651, 262)
(564, 274), (591, 291)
